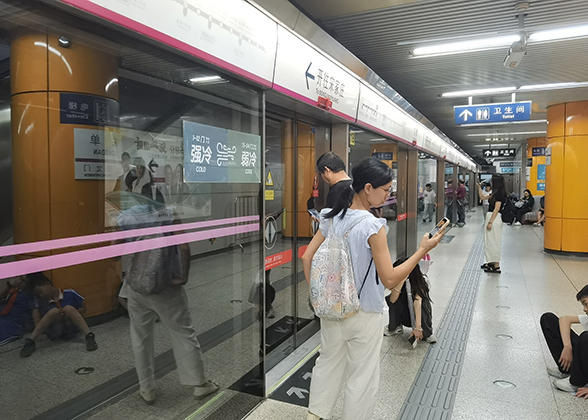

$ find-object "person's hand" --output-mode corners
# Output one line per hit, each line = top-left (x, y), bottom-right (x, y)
(559, 346), (573, 371)
(418, 227), (445, 253)
(410, 329), (423, 341)
(575, 387), (588, 399)
(486, 222), (493, 231)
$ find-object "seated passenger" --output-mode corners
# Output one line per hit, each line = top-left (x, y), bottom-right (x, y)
(385, 258), (437, 344)
(0, 276), (36, 346)
(19, 274), (97, 357)
(540, 284), (588, 393)
(534, 195), (545, 227)
(513, 189), (534, 226)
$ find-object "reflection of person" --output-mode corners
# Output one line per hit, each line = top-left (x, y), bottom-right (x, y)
(113, 152), (136, 192)
(385, 258), (436, 344)
(478, 174), (506, 274)
(540, 285), (588, 393)
(173, 163), (190, 203)
(159, 164), (175, 203)
(0, 276), (36, 346)
(132, 157), (165, 204)
(456, 180), (467, 227)
(301, 158), (444, 420)
(422, 183), (436, 223)
(534, 196), (545, 227)
(513, 189), (535, 226)
(118, 200), (218, 405)
(444, 180), (455, 223)
(19, 274), (97, 357)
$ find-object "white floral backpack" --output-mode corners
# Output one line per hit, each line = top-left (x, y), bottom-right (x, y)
(309, 215), (373, 320)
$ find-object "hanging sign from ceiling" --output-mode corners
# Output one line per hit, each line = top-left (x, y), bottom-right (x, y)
(483, 148), (517, 158)
(454, 101), (531, 125)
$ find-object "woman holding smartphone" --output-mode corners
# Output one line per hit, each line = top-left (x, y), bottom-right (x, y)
(477, 174), (507, 274)
(301, 158), (444, 420)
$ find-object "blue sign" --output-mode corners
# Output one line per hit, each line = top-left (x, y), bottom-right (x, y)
(372, 152), (393, 160)
(532, 147), (546, 156)
(500, 167), (517, 173)
(60, 93), (119, 127)
(537, 164), (546, 181)
(183, 121), (261, 183)
(454, 101), (531, 125)
(537, 182), (546, 191)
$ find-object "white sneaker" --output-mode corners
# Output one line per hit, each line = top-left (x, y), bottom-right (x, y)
(194, 380), (219, 400)
(553, 377), (578, 392)
(139, 389), (156, 405)
(425, 334), (438, 343)
(514, 221), (522, 226)
(547, 366), (569, 379)
(384, 325), (403, 336)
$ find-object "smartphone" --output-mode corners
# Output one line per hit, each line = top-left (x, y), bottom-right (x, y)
(408, 335), (418, 348)
(308, 208), (320, 219)
(428, 217), (450, 239)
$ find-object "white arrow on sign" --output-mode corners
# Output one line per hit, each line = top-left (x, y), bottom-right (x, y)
(459, 109), (473, 122)
(303, 372), (312, 380)
(287, 387), (309, 399)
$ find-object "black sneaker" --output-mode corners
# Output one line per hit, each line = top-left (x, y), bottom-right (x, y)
(20, 338), (36, 358)
(85, 332), (98, 351)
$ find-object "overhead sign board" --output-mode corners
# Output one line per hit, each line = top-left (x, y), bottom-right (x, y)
(372, 152), (394, 160)
(273, 26), (360, 120)
(183, 121), (261, 183)
(499, 162), (520, 168)
(454, 101), (531, 125)
(532, 147), (546, 156)
(483, 148), (517, 158)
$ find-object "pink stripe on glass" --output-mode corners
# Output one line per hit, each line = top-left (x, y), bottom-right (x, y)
(0, 216), (259, 257)
(0, 223), (259, 280)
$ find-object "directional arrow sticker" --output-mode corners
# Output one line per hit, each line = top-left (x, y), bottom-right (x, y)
(287, 387), (309, 399)
(459, 109), (473, 122)
(305, 62), (315, 90)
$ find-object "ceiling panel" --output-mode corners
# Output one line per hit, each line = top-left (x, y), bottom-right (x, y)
(308, 0), (588, 161)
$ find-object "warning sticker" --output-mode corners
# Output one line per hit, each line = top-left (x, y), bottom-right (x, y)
(266, 171), (274, 186)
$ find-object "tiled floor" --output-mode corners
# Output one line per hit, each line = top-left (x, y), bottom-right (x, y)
(246, 210), (588, 420)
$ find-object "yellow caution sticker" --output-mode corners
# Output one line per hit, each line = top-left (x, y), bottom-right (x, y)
(265, 190), (274, 201)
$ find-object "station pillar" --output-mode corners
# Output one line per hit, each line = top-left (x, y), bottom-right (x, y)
(544, 102), (588, 254)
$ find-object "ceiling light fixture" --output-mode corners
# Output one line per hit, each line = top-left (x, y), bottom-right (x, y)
(443, 82), (588, 97)
(441, 87), (516, 98)
(189, 75), (222, 83)
(519, 82), (588, 91)
(412, 35), (520, 57)
(467, 131), (546, 137)
(529, 24), (588, 42)
(458, 119), (547, 126)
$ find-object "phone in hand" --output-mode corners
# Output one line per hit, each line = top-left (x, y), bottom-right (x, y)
(428, 217), (450, 239)
(408, 334), (418, 348)
(308, 208), (320, 219)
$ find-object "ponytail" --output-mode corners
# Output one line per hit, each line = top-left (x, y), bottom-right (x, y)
(325, 183), (355, 219)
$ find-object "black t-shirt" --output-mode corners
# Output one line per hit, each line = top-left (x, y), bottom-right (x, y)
(326, 179), (352, 208)
(488, 191), (507, 213)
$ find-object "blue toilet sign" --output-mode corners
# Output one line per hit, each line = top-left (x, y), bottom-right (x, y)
(454, 101), (531, 125)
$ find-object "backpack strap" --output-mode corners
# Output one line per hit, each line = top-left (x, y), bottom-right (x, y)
(342, 214), (372, 239)
(357, 258), (373, 299)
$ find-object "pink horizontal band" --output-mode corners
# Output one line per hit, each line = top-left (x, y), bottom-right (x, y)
(0, 222), (259, 280)
(0, 216), (259, 257)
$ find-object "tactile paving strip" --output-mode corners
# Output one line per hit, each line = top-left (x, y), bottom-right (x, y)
(397, 233), (485, 420)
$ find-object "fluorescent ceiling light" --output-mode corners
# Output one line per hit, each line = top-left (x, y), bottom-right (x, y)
(189, 75), (222, 83)
(474, 144), (510, 148)
(412, 35), (520, 56)
(519, 82), (588, 91)
(459, 119), (546, 126)
(441, 87), (516, 97)
(467, 131), (546, 137)
(529, 24), (588, 42)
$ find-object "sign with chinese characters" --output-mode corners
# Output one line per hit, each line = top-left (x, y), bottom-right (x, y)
(372, 152), (393, 160)
(500, 167), (519, 173)
(483, 148), (517, 158)
(532, 147), (546, 156)
(273, 25), (360, 120)
(61, 93), (119, 127)
(183, 121), (261, 183)
(454, 101), (531, 124)
(527, 158), (533, 167)
(74, 128), (112, 179)
(537, 164), (546, 181)
(537, 182), (546, 191)
(73, 0), (277, 85)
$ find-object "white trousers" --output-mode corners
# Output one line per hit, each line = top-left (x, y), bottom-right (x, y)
(127, 286), (206, 392)
(308, 310), (383, 420)
(484, 212), (503, 263)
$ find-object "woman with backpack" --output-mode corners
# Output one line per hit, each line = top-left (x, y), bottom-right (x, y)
(477, 174), (507, 274)
(301, 158), (444, 420)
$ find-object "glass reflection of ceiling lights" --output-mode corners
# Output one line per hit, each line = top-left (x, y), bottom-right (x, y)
(189, 75), (225, 84)
(442, 82), (588, 97)
(467, 131), (546, 137)
(369, 138), (388, 142)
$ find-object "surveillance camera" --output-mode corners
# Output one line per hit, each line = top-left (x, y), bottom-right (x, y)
(503, 41), (526, 68)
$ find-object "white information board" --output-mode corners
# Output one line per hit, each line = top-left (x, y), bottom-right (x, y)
(273, 25), (360, 120)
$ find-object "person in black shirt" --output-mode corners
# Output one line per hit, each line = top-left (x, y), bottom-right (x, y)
(477, 174), (507, 274)
(316, 152), (352, 209)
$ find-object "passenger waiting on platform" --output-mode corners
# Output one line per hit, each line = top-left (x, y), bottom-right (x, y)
(481, 183), (492, 215)
(0, 276), (36, 346)
(513, 189), (534, 226)
(534, 195), (545, 227)
(422, 183), (436, 223)
(19, 274), (97, 357)
(456, 179), (467, 227)
(302, 158), (444, 420)
(444, 180), (454, 223)
(477, 174), (506, 274)
(384, 258), (437, 344)
(540, 284), (588, 394)
(316, 151), (352, 208)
